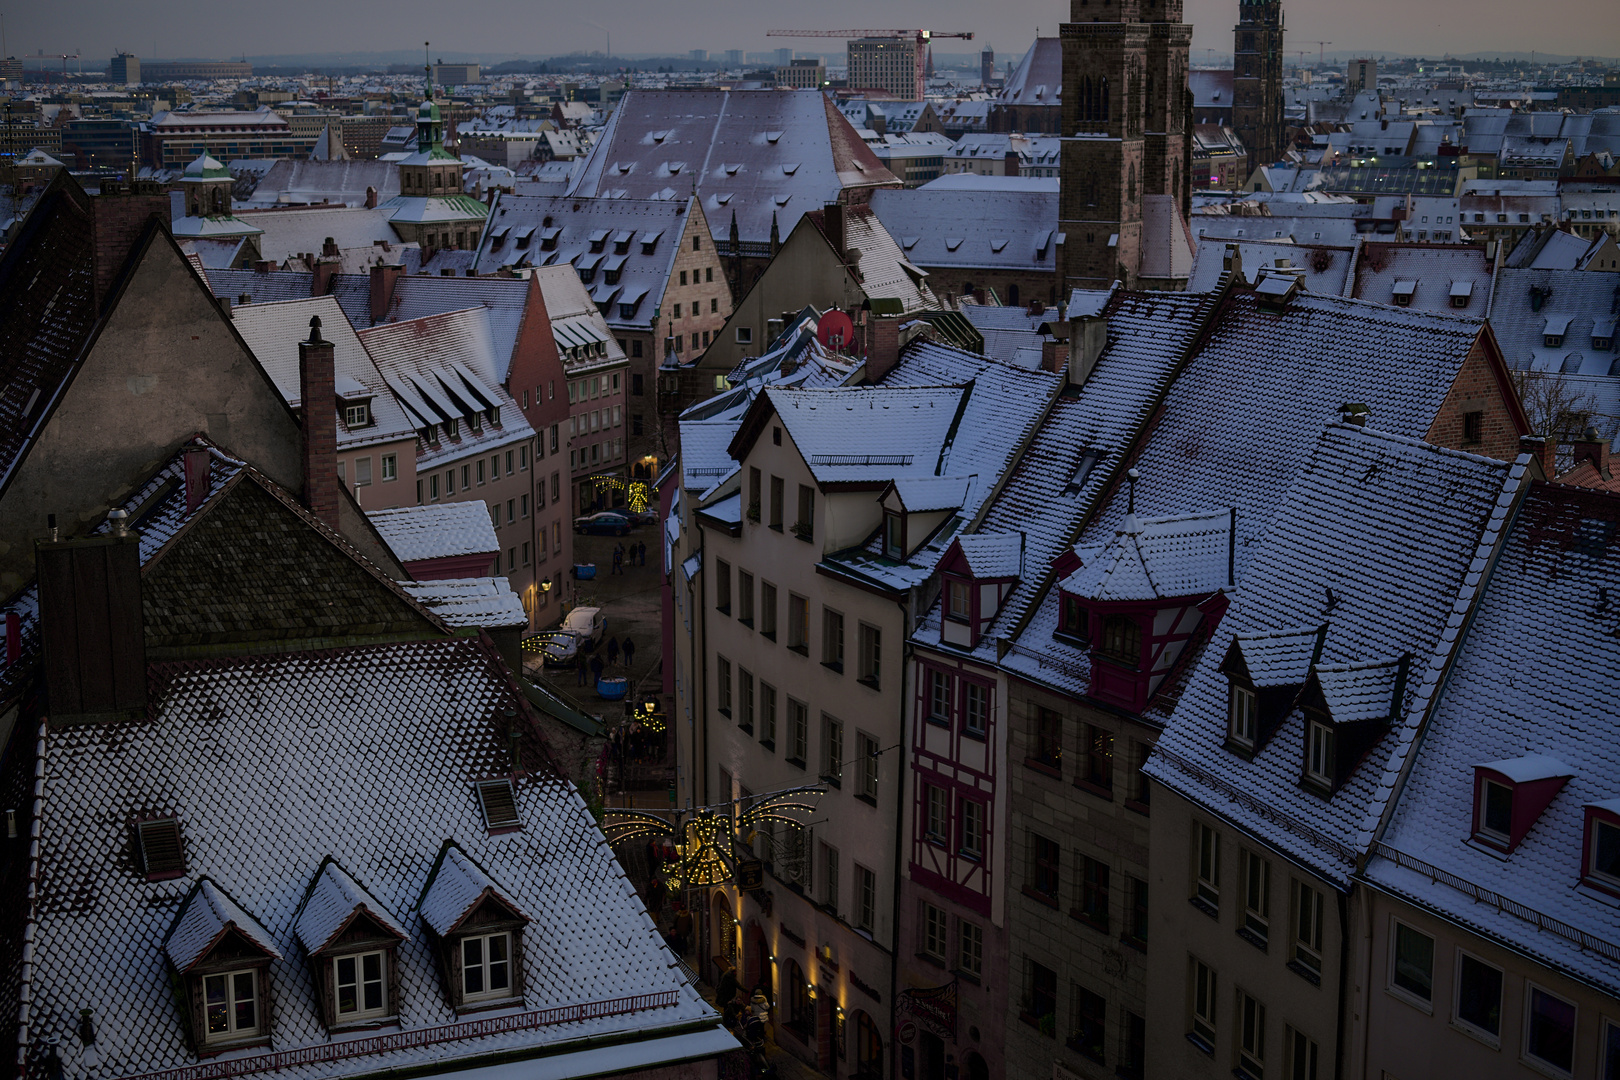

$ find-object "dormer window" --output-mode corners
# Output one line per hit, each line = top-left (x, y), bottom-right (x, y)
(883, 511), (904, 560)
(1581, 802), (1620, 896)
(468, 411), (483, 434)
(445, 418), (460, 440)
(416, 842), (531, 1013)
(1470, 756), (1572, 853)
(163, 879), (282, 1054)
(947, 579), (971, 621)
(1228, 684), (1258, 749)
(204, 971), (262, 1043)
(335, 952), (388, 1020)
(486, 406), (501, 428)
(343, 402), (371, 428)
(1059, 596), (1087, 639)
(1305, 719), (1335, 789)
(1099, 614), (1140, 664)
(293, 858), (407, 1032)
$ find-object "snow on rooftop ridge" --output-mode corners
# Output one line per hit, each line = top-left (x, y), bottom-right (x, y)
(400, 578), (528, 629)
(370, 503), (500, 562)
(164, 879), (283, 973)
(1228, 626), (1322, 688)
(955, 533), (1024, 579)
(417, 842), (532, 937)
(1473, 754), (1574, 783)
(1310, 657), (1407, 724)
(1060, 509), (1233, 603)
(293, 858), (408, 956)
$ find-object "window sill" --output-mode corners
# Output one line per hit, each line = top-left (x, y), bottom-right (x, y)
(925, 716), (951, 729)
(717, 708), (731, 719)
(961, 728), (987, 742)
(769, 524), (784, 533)
(1119, 933), (1147, 954)
(1286, 958), (1323, 986)
(915, 951), (947, 970)
(788, 645), (808, 657)
(456, 994), (525, 1016)
(857, 676), (880, 691)
(738, 617), (753, 629)
(1385, 985), (1435, 1016)
(1074, 778), (1115, 801)
(1189, 895), (1219, 920)
(1025, 758), (1062, 779)
(1185, 1031), (1215, 1056)
(1235, 1063), (1264, 1080)
(328, 1016), (400, 1034)
(1022, 885), (1060, 910)
(1069, 908), (1110, 935)
(786, 757), (806, 770)
(820, 775), (841, 789)
(739, 723), (753, 735)
(1019, 1012), (1056, 1037)
(953, 968), (981, 986)
(1124, 798), (1151, 816)
(716, 606), (731, 616)
(1237, 925), (1269, 952)
(761, 631), (776, 642)
(198, 1036), (271, 1058)
(760, 739), (776, 752)
(822, 661), (844, 674)
(855, 793), (878, 808)
(1449, 1017), (1502, 1051)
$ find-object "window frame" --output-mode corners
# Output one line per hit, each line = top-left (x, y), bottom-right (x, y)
(1305, 719), (1335, 791)
(1190, 957), (1218, 1049)
(1238, 989), (1266, 1079)
(1229, 683), (1258, 749)
(959, 797), (985, 861)
(855, 863), (876, 931)
(1242, 849), (1271, 946)
(333, 950), (389, 1022)
(1389, 919), (1436, 1009)
(957, 919), (983, 981)
(1030, 832), (1061, 904)
(1453, 950), (1504, 1043)
(856, 731), (880, 802)
(961, 679), (989, 738)
(1523, 983), (1578, 1076)
(201, 968), (263, 1045)
(920, 902), (948, 962)
(1291, 879), (1325, 981)
(1194, 822), (1221, 912)
(460, 931), (514, 1004)
(857, 622), (881, 686)
(1581, 806), (1620, 896)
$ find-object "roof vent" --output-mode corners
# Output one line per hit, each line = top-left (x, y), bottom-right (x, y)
(1340, 403), (1370, 426)
(137, 818), (186, 880)
(476, 779), (521, 831)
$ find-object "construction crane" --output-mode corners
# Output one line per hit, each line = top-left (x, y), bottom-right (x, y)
(1310, 40), (1333, 65)
(768, 29), (973, 99)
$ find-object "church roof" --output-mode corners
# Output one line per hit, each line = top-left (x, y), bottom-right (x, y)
(182, 153), (230, 181)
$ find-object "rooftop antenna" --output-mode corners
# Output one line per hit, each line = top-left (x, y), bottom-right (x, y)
(424, 41), (432, 100)
(1126, 467), (1140, 514)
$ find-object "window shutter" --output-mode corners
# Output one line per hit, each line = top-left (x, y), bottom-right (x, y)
(476, 780), (521, 830)
(137, 819), (186, 878)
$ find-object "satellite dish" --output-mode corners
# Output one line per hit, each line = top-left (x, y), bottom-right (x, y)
(816, 309), (856, 352)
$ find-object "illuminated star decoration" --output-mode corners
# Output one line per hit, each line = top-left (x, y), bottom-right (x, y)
(601, 785), (825, 890)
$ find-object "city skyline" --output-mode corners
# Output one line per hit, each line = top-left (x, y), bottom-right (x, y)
(12, 0), (1619, 74)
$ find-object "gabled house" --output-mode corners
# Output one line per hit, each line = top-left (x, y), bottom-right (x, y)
(0, 173), (399, 598)
(0, 434), (734, 1080)
(869, 185), (1062, 308)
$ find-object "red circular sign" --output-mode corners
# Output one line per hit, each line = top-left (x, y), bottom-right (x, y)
(816, 309), (856, 352)
(897, 1021), (917, 1044)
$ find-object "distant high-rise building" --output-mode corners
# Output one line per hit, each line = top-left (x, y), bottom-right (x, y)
(776, 57), (826, 89)
(1059, 0), (1194, 289)
(848, 36), (923, 99)
(981, 47), (995, 86)
(776, 47), (794, 66)
(724, 49), (743, 67)
(1232, 0), (1284, 168)
(108, 52), (140, 84)
(1347, 57), (1377, 93)
(139, 60), (252, 80)
(689, 49), (709, 63)
(431, 62), (480, 85)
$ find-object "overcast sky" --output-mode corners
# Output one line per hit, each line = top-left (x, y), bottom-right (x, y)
(12, 0), (1618, 68)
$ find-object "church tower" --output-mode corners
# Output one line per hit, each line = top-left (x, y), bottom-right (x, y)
(1232, 0), (1284, 172)
(1059, 0), (1192, 290)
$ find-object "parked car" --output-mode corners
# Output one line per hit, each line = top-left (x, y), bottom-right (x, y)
(574, 511), (632, 536)
(523, 630), (581, 667)
(562, 606), (605, 648)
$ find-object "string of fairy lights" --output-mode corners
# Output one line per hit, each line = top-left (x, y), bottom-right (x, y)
(588, 474), (652, 514)
(602, 784), (829, 890)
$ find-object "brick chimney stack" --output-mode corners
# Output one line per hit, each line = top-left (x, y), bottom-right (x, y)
(1003, 150), (1020, 177)
(1573, 425), (1611, 476)
(89, 180), (171, 313)
(867, 314), (902, 383)
(299, 316), (340, 528)
(183, 445), (212, 514)
(36, 512), (146, 724)
(370, 263), (402, 324)
(821, 203), (844, 262)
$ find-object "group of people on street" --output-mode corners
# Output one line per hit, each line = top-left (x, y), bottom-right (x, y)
(576, 634), (636, 685)
(610, 541), (648, 574)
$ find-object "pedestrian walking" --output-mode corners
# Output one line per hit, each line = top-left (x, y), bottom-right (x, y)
(621, 637), (636, 668)
(606, 637), (621, 666)
(611, 545), (622, 574)
(576, 656), (587, 686)
(589, 653), (604, 684)
(638, 541), (647, 566)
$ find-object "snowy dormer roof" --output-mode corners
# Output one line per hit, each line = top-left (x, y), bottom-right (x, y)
(416, 842), (531, 937)
(293, 858), (408, 956)
(1060, 510), (1234, 602)
(164, 879), (283, 973)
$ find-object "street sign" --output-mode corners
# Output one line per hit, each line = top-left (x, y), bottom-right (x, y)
(736, 859), (764, 891)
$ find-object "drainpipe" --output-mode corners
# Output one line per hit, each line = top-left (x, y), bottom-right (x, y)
(1335, 889), (1351, 1080)
(887, 586), (914, 1080)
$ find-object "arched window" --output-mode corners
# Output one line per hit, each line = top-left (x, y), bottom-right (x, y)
(1099, 614), (1141, 664)
(854, 1012), (884, 1080)
(1008, 283), (1020, 306)
(786, 960), (812, 1040)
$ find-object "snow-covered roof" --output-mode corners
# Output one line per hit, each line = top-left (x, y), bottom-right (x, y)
(893, 476), (971, 513)
(1227, 626), (1321, 688)
(229, 296), (416, 452)
(400, 577), (529, 629)
(237, 205), (402, 263)
(1350, 243), (1496, 315)
(568, 89), (898, 246)
(1188, 238), (1354, 295)
(370, 502), (500, 562)
(766, 384), (968, 484)
(164, 879), (284, 972)
(1139, 195), (1195, 282)
(417, 842), (532, 936)
(1472, 754), (1573, 784)
(1489, 267), (1620, 379)
(1060, 510), (1232, 602)
(955, 533), (1025, 579)
(24, 634), (713, 1079)
(292, 859), (409, 955)
(869, 187), (1058, 273)
(1145, 426), (1525, 885)
(239, 160), (401, 208)
(999, 38), (1062, 105)
(1367, 483), (1620, 993)
(809, 205), (939, 313)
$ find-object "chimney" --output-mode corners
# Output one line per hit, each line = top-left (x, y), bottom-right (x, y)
(35, 514), (146, 724)
(370, 263), (402, 324)
(867, 314), (902, 383)
(299, 316), (340, 529)
(1040, 332), (1069, 374)
(89, 185), (171, 313)
(1003, 149), (1020, 177)
(322, 235), (339, 257)
(254, 259), (276, 272)
(1068, 313), (1108, 389)
(821, 203), (844, 260)
(1520, 434), (1557, 480)
(365, 185), (378, 209)
(311, 258), (337, 297)
(1573, 425), (1611, 475)
(183, 445), (212, 514)
(1339, 402), (1370, 427)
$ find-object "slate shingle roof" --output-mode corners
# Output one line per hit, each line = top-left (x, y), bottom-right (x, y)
(1144, 427), (1525, 884)
(164, 879), (283, 972)
(292, 858), (408, 955)
(369, 503), (500, 563)
(1365, 482), (1620, 993)
(20, 636), (711, 1080)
